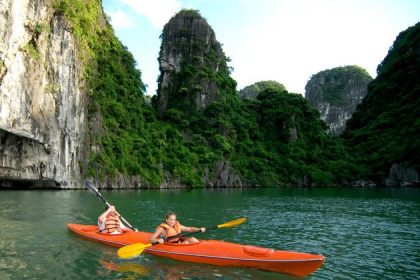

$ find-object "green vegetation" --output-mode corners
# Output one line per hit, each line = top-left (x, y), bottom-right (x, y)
(53, 2), (213, 187)
(176, 9), (203, 19)
(239, 80), (287, 99)
(53, 0), (151, 183)
(342, 23), (420, 181)
(20, 21), (48, 61)
(34, 22), (50, 36)
(153, 9), (354, 186)
(228, 88), (356, 185)
(22, 41), (40, 60)
(55, 3), (417, 187)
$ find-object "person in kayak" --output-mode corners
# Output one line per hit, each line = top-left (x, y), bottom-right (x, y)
(150, 212), (205, 244)
(98, 205), (131, 234)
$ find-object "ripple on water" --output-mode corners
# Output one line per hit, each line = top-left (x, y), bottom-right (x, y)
(0, 188), (419, 279)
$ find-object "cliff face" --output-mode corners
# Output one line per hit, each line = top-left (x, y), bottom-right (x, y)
(0, 0), (86, 188)
(305, 66), (372, 135)
(157, 10), (228, 116)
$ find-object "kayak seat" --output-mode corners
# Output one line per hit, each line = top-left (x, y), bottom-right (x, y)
(97, 230), (126, 235)
(243, 245), (274, 257)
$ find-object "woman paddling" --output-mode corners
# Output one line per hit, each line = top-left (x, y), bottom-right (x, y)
(150, 212), (205, 244)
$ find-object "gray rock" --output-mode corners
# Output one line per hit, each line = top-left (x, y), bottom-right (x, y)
(204, 160), (243, 187)
(347, 179), (376, 187)
(156, 10), (227, 115)
(305, 66), (372, 135)
(386, 163), (419, 187)
(0, 0), (86, 188)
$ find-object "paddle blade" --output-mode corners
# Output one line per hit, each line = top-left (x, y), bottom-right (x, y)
(217, 217), (247, 229)
(117, 243), (152, 259)
(85, 181), (99, 194)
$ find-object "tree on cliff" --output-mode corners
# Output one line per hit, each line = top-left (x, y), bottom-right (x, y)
(342, 22), (420, 182)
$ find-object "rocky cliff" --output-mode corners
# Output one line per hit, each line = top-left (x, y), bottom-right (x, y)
(153, 10), (245, 187)
(305, 66), (372, 135)
(0, 0), (86, 188)
(156, 9), (231, 116)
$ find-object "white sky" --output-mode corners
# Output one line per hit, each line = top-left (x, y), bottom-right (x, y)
(103, 0), (420, 96)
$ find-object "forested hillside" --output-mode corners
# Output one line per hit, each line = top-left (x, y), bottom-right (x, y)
(342, 22), (420, 183)
(57, 2), (418, 188)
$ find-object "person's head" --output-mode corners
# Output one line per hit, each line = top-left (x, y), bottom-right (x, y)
(165, 212), (177, 226)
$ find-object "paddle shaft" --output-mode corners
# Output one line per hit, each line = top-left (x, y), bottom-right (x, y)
(165, 218), (246, 241)
(85, 181), (137, 231)
(166, 225), (218, 241)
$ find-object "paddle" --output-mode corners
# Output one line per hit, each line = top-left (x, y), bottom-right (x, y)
(85, 181), (138, 232)
(117, 217), (247, 259)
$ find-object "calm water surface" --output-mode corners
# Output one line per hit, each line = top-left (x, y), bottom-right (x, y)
(0, 187), (419, 279)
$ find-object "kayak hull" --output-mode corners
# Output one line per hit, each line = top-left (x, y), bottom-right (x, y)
(67, 223), (324, 276)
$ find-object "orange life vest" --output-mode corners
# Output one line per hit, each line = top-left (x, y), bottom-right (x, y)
(102, 216), (123, 234)
(158, 221), (182, 242)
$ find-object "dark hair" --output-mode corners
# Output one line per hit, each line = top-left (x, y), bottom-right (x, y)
(165, 211), (176, 219)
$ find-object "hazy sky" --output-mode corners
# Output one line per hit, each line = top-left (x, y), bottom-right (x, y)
(102, 0), (419, 96)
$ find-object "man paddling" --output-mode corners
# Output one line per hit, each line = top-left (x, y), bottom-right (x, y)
(98, 205), (132, 234)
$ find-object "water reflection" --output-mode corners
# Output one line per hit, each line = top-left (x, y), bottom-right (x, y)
(99, 258), (300, 280)
(99, 260), (149, 278)
(1, 188), (419, 279)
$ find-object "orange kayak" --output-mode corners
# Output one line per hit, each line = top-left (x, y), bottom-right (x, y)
(67, 223), (325, 276)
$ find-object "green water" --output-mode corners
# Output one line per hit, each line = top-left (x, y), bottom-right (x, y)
(0, 187), (419, 279)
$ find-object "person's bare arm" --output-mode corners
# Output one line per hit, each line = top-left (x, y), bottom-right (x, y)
(181, 225), (206, 233)
(150, 227), (165, 244)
